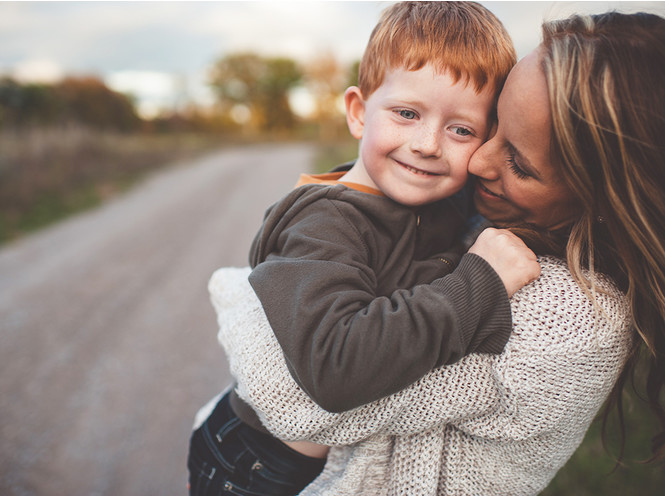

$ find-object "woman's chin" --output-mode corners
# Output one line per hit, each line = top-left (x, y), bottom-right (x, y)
(473, 197), (516, 226)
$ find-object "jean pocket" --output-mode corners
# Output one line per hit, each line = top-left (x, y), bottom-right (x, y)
(245, 457), (313, 496)
(220, 480), (266, 496)
(187, 449), (217, 496)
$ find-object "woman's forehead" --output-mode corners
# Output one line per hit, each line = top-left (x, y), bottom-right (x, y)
(498, 49), (555, 177)
(500, 50), (549, 122)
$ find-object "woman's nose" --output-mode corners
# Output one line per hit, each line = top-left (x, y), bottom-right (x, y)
(468, 138), (499, 179)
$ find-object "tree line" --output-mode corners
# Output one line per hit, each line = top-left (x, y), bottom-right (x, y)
(0, 51), (357, 136)
(0, 76), (141, 132)
(0, 51), (358, 242)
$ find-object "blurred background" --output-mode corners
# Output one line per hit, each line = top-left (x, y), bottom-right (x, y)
(1, 2), (665, 495)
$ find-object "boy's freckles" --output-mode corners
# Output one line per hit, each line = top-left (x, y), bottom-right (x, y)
(342, 64), (495, 207)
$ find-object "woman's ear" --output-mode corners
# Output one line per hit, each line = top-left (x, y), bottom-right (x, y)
(344, 86), (365, 140)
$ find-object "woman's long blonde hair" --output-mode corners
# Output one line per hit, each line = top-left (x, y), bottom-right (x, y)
(541, 11), (665, 462)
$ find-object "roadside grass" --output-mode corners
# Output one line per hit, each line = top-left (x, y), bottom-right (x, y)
(0, 126), (223, 244)
(0, 128), (354, 245)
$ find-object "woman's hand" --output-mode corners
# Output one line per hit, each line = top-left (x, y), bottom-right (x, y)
(468, 228), (540, 297)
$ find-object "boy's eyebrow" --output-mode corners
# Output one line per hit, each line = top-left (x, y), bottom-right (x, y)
(508, 142), (541, 180)
(384, 96), (425, 107)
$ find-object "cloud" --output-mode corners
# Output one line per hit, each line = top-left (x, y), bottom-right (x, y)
(3, 1), (665, 114)
(486, 1), (665, 57)
(190, 1), (382, 63)
(0, 1), (381, 77)
(12, 58), (64, 84)
(105, 70), (180, 115)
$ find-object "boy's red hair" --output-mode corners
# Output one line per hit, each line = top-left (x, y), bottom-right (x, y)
(359, 2), (516, 97)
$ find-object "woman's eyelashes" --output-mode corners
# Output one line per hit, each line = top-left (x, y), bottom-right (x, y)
(507, 153), (529, 179)
(506, 144), (530, 178)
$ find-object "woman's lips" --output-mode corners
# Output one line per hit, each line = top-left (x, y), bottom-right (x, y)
(475, 180), (505, 200)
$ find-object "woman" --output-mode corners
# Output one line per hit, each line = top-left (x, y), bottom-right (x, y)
(209, 11), (665, 495)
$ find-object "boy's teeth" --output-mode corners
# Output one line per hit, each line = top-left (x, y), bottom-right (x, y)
(406, 165), (430, 175)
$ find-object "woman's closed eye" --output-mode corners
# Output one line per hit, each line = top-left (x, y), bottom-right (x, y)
(507, 153), (529, 179)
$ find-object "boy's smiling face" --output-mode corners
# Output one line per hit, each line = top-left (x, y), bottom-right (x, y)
(343, 64), (495, 206)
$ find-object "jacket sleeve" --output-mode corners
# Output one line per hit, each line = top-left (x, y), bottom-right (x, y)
(213, 266), (500, 444)
(211, 258), (633, 446)
(248, 197), (511, 412)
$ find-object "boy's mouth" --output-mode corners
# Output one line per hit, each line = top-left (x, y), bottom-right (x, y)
(397, 161), (439, 176)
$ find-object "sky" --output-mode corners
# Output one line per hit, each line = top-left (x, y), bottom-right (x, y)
(2, 1), (664, 117)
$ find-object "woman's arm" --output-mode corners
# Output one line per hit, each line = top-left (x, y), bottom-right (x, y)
(212, 267), (501, 444)
(211, 257), (633, 445)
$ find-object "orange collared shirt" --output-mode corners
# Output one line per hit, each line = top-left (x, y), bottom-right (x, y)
(294, 172), (384, 197)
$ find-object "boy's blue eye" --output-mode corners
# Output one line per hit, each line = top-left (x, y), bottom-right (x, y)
(398, 109), (417, 120)
(453, 126), (472, 136)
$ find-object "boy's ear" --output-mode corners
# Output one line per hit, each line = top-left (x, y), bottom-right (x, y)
(344, 86), (365, 140)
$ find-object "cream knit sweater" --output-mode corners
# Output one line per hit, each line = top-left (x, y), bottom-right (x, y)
(208, 256), (633, 495)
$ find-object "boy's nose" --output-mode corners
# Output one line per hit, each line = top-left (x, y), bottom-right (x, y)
(410, 125), (441, 158)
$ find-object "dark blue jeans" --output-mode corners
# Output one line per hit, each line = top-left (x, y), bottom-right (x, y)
(187, 391), (326, 496)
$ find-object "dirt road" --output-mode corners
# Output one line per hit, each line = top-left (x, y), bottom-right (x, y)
(0, 143), (315, 495)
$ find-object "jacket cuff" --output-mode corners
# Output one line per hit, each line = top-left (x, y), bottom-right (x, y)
(432, 253), (512, 361)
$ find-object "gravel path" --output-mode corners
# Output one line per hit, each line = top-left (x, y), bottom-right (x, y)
(0, 143), (315, 495)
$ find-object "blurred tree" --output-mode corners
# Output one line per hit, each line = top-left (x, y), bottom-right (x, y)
(56, 77), (140, 131)
(347, 60), (360, 89)
(260, 57), (301, 131)
(303, 52), (348, 141)
(0, 76), (140, 131)
(209, 53), (302, 132)
(0, 78), (60, 127)
(208, 52), (263, 128)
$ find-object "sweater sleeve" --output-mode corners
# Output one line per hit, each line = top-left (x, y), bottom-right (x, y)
(211, 266), (417, 443)
(249, 196), (510, 412)
(211, 258), (633, 446)
(213, 267), (500, 444)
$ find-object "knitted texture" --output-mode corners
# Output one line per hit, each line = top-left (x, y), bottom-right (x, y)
(209, 257), (633, 495)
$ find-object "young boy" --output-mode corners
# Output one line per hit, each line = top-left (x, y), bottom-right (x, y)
(188, 3), (533, 495)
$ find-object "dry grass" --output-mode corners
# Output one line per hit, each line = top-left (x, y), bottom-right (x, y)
(0, 126), (221, 243)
